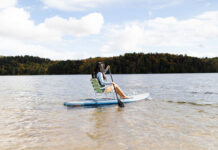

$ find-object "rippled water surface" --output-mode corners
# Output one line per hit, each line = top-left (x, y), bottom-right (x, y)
(0, 74), (217, 150)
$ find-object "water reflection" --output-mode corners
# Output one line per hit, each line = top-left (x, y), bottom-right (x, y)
(85, 107), (126, 149)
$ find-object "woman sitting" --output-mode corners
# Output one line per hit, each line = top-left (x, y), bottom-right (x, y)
(93, 62), (128, 99)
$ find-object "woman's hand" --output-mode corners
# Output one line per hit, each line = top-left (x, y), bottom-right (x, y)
(112, 82), (116, 85)
(106, 65), (110, 70)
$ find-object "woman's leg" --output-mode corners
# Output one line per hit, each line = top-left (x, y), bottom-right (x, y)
(104, 86), (113, 93)
(105, 84), (128, 98)
(114, 84), (127, 98)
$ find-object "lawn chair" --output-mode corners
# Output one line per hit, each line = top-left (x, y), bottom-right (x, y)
(90, 78), (114, 98)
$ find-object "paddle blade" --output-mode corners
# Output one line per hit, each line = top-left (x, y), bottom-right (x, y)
(118, 100), (124, 107)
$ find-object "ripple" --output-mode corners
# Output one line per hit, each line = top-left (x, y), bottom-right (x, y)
(167, 100), (218, 107)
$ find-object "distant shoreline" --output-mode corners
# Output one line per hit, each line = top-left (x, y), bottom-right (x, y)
(0, 72), (218, 76)
(0, 52), (217, 75)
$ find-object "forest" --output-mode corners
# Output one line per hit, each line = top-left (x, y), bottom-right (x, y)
(0, 53), (217, 75)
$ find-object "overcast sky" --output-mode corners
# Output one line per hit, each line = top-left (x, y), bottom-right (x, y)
(0, 0), (218, 60)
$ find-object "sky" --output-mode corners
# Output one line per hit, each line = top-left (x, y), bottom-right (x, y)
(0, 0), (218, 60)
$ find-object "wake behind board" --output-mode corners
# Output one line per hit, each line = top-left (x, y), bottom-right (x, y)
(64, 93), (150, 107)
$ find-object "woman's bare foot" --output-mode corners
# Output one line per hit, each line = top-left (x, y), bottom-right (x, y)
(120, 96), (130, 99)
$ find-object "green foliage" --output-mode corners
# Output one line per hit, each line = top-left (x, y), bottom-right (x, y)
(0, 56), (50, 75)
(0, 53), (217, 75)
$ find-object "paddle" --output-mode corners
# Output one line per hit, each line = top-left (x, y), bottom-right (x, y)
(109, 68), (124, 107)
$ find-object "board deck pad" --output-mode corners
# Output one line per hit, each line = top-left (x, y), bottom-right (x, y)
(64, 93), (150, 107)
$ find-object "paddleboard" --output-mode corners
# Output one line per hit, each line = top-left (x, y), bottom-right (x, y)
(64, 93), (150, 107)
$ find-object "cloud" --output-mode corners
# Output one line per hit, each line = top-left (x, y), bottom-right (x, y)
(44, 13), (104, 36)
(0, 36), (92, 60)
(101, 11), (218, 57)
(0, 37), (55, 58)
(0, 0), (17, 9)
(40, 0), (185, 11)
(40, 0), (114, 11)
(0, 7), (62, 42)
(0, 6), (104, 59)
(0, 7), (104, 42)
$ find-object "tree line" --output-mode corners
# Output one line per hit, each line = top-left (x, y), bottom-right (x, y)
(0, 53), (217, 75)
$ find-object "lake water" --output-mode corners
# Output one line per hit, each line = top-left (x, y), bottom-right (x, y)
(0, 74), (217, 150)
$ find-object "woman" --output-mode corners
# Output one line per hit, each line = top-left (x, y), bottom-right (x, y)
(94, 62), (128, 99)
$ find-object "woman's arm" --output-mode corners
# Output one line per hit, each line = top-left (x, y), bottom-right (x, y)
(104, 65), (110, 74)
(97, 72), (112, 86)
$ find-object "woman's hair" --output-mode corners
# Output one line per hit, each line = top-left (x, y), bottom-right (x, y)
(93, 62), (106, 80)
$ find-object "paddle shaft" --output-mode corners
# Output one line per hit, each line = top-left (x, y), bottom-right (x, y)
(109, 68), (124, 107)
